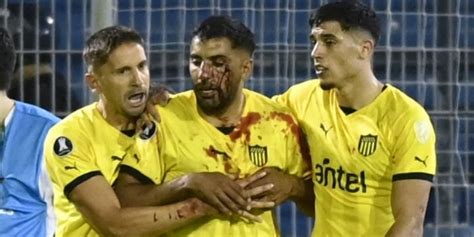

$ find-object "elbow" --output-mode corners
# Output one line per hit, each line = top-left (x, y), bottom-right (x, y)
(410, 215), (425, 237)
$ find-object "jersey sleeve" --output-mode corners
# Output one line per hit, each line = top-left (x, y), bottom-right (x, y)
(44, 125), (100, 198)
(272, 89), (295, 114)
(391, 108), (436, 182)
(120, 120), (163, 185)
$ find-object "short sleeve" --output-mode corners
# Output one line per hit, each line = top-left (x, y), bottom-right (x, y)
(391, 109), (436, 182)
(44, 125), (100, 198)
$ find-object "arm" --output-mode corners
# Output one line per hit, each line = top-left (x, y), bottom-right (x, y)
(71, 175), (214, 237)
(385, 179), (432, 237)
(115, 170), (272, 217)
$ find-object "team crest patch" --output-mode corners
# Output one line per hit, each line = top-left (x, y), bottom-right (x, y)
(139, 122), (157, 140)
(248, 145), (268, 167)
(54, 136), (73, 157)
(357, 134), (377, 157)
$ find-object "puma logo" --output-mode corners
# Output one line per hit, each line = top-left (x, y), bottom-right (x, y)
(320, 123), (332, 137)
(414, 156), (428, 167)
(64, 163), (78, 171)
(111, 154), (126, 161)
(133, 154), (140, 163)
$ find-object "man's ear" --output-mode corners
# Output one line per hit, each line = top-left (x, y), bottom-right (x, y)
(360, 38), (375, 60)
(85, 72), (101, 94)
(241, 58), (254, 82)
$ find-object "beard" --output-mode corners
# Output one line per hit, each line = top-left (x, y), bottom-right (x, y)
(194, 83), (239, 116)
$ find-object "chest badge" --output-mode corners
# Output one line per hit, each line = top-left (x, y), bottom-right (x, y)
(358, 134), (377, 157)
(248, 145), (268, 167)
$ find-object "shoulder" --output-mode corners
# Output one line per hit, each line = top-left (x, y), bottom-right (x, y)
(14, 101), (60, 125)
(46, 104), (96, 140)
(158, 90), (195, 115)
(280, 79), (320, 97)
(245, 89), (294, 113)
(383, 85), (430, 119)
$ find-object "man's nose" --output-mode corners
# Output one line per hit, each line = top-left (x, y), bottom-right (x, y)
(198, 61), (212, 80)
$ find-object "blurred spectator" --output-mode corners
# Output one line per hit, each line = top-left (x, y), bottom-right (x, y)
(1, 4), (80, 117)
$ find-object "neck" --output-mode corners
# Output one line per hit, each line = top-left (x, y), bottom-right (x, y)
(199, 91), (246, 127)
(0, 92), (14, 124)
(335, 69), (383, 110)
(96, 99), (136, 131)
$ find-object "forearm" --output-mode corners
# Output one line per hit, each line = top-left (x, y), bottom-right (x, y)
(289, 177), (315, 217)
(115, 176), (189, 207)
(91, 198), (210, 236)
(385, 215), (424, 237)
(386, 179), (431, 237)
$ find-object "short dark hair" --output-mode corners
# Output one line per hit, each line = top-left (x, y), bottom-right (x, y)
(192, 15), (256, 56)
(0, 27), (16, 90)
(84, 25), (144, 71)
(309, 1), (380, 45)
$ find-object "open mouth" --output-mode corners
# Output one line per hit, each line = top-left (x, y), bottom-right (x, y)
(197, 88), (218, 98)
(315, 65), (327, 74)
(128, 92), (146, 106)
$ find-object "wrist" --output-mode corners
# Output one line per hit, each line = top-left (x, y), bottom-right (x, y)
(176, 174), (195, 198)
(288, 175), (303, 201)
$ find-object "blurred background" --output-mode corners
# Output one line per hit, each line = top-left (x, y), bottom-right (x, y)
(1, 0), (472, 236)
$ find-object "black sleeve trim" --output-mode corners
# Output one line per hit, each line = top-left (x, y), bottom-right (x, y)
(119, 165), (155, 185)
(392, 172), (434, 182)
(64, 171), (102, 198)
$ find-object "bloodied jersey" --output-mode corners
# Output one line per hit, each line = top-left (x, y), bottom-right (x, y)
(122, 89), (310, 237)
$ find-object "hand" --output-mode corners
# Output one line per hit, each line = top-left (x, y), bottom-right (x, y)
(182, 172), (250, 216)
(243, 167), (300, 206)
(235, 172), (275, 210)
(133, 83), (174, 133)
(196, 198), (264, 223)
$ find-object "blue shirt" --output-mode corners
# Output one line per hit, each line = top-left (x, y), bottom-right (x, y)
(0, 101), (59, 237)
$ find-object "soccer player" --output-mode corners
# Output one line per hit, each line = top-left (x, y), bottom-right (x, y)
(273, 2), (436, 236)
(114, 16), (313, 237)
(44, 25), (223, 237)
(0, 27), (58, 236)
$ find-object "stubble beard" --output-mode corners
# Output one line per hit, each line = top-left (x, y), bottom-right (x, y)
(195, 86), (238, 117)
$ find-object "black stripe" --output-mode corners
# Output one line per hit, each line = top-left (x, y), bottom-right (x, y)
(120, 165), (155, 185)
(64, 171), (102, 198)
(392, 172), (434, 182)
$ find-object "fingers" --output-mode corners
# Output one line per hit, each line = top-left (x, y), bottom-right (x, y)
(224, 182), (250, 211)
(205, 193), (232, 215)
(149, 82), (173, 106)
(237, 210), (262, 223)
(146, 102), (161, 122)
(237, 171), (267, 188)
(246, 183), (274, 198)
(216, 191), (241, 215)
(249, 200), (275, 209)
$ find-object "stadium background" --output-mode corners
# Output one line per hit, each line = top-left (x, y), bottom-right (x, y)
(1, 0), (473, 236)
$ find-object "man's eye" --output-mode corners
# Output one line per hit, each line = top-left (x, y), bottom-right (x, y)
(117, 68), (128, 74)
(213, 61), (225, 67)
(325, 40), (335, 46)
(191, 58), (202, 67)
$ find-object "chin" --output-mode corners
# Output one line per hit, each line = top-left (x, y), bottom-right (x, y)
(126, 106), (146, 118)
